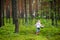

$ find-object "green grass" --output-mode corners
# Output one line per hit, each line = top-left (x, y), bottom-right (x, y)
(0, 18), (60, 40)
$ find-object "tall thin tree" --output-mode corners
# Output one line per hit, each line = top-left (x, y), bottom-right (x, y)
(6, 0), (10, 23)
(29, 0), (33, 19)
(54, 0), (57, 26)
(35, 0), (38, 19)
(50, 1), (54, 25)
(11, 0), (19, 33)
(29, 0), (33, 24)
(24, 0), (28, 24)
(0, 0), (2, 27)
(20, 0), (24, 18)
(58, 0), (60, 20)
(1, 0), (4, 26)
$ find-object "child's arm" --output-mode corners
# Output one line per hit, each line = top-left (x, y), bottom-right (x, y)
(40, 24), (44, 27)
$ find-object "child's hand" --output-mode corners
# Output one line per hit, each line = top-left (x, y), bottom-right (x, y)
(41, 25), (44, 27)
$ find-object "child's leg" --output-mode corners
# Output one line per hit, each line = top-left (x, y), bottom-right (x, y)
(38, 28), (40, 32)
(36, 28), (40, 35)
(36, 28), (39, 32)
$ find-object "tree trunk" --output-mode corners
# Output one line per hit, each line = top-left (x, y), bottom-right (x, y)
(1, 0), (4, 26)
(0, 0), (2, 27)
(57, 1), (60, 20)
(12, 0), (19, 33)
(6, 0), (10, 23)
(35, 0), (38, 19)
(54, 0), (57, 26)
(20, 0), (24, 18)
(50, 1), (54, 25)
(24, 0), (28, 24)
(29, 0), (33, 24)
(29, 0), (33, 19)
(12, 0), (15, 24)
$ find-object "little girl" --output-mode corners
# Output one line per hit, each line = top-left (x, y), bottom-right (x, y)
(35, 20), (43, 35)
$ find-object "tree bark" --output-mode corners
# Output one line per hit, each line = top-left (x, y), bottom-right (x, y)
(20, 0), (24, 18)
(0, 0), (2, 27)
(12, 0), (19, 33)
(24, 0), (28, 24)
(57, 0), (60, 20)
(6, 0), (10, 23)
(54, 0), (57, 26)
(29, 0), (33, 19)
(50, 1), (54, 25)
(1, 0), (4, 26)
(29, 0), (33, 24)
(35, 0), (38, 19)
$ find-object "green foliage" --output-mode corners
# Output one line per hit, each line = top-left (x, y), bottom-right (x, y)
(0, 18), (60, 40)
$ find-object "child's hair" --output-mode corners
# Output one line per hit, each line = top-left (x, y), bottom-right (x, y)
(37, 19), (40, 22)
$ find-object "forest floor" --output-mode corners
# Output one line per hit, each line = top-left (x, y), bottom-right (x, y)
(0, 18), (60, 40)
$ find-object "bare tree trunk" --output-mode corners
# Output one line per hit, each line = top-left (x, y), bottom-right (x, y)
(24, 0), (28, 24)
(50, 1), (54, 25)
(29, 0), (33, 24)
(54, 0), (57, 26)
(20, 0), (24, 18)
(0, 0), (2, 27)
(11, 0), (19, 33)
(22, 0), (25, 24)
(29, 0), (33, 19)
(1, 0), (4, 26)
(58, 0), (60, 20)
(57, 0), (59, 20)
(6, 0), (10, 23)
(35, 0), (38, 19)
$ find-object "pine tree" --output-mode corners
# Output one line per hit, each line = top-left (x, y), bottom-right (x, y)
(1, 0), (4, 26)
(12, 0), (19, 33)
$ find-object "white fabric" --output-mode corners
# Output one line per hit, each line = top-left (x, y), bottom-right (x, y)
(35, 22), (41, 28)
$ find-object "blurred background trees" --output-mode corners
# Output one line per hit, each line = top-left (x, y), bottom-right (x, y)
(0, 0), (60, 32)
